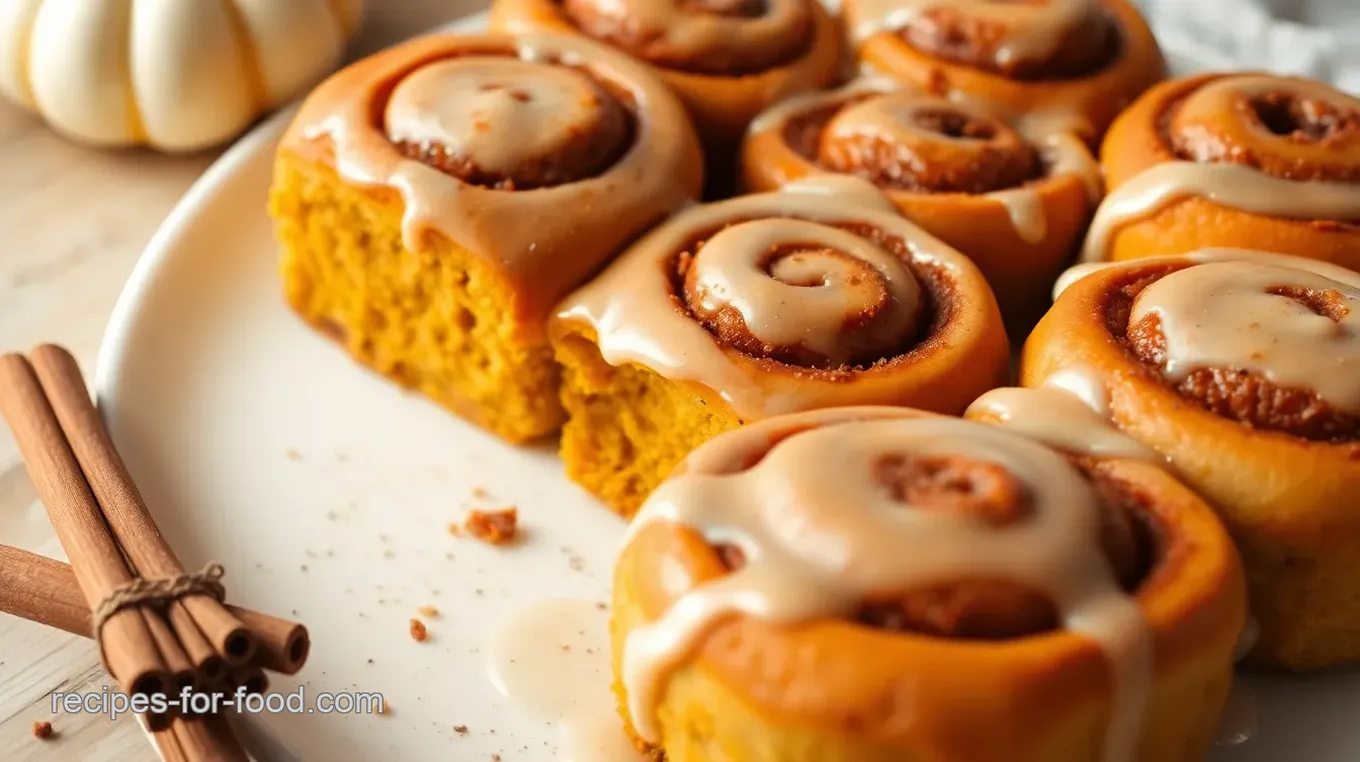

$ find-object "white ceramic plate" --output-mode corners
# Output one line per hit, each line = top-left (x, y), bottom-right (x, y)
(92, 12), (1360, 762)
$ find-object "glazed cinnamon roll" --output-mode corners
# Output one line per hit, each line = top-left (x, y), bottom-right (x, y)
(550, 177), (1009, 517)
(1022, 248), (1360, 670)
(1085, 73), (1360, 270)
(612, 406), (1246, 762)
(845, 0), (1166, 142)
(488, 0), (842, 163)
(268, 33), (702, 443)
(742, 76), (1100, 329)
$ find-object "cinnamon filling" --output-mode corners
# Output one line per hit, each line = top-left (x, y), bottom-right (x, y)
(713, 459), (1153, 640)
(897, 4), (1120, 80)
(559, 0), (815, 76)
(784, 96), (1042, 194)
(1107, 267), (1360, 443)
(1163, 79), (1360, 183)
(672, 220), (946, 371)
(384, 56), (635, 190)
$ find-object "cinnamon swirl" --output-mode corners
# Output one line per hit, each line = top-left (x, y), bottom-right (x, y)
(1085, 73), (1360, 270)
(550, 177), (1010, 517)
(845, 0), (1164, 143)
(742, 76), (1100, 330)
(612, 406), (1246, 761)
(488, 0), (842, 164)
(268, 33), (702, 443)
(1023, 248), (1360, 669)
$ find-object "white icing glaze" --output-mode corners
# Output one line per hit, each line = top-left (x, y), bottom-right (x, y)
(282, 33), (698, 342)
(1130, 260), (1360, 414)
(967, 365), (1160, 461)
(747, 76), (1100, 246)
(689, 218), (922, 364)
(574, 0), (809, 64)
(554, 176), (984, 419)
(385, 57), (611, 178)
(1053, 248), (1360, 300)
(1081, 161), (1360, 262)
(619, 410), (1151, 762)
(486, 599), (644, 762)
(849, 0), (1096, 64)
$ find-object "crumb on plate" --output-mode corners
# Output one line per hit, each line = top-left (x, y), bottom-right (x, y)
(32, 721), (53, 739)
(409, 618), (428, 642)
(418, 605), (439, 618)
(463, 508), (519, 545)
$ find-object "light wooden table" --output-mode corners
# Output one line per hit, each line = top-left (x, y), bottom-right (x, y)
(0, 3), (479, 758)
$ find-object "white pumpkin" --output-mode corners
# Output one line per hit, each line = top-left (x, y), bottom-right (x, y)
(0, 0), (363, 152)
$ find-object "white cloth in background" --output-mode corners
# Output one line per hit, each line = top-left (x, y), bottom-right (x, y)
(1133, 0), (1360, 91)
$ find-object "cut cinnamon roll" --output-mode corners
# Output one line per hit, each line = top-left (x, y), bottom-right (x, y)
(488, 0), (842, 164)
(268, 33), (703, 443)
(1084, 73), (1360, 270)
(1022, 248), (1360, 669)
(742, 76), (1100, 330)
(550, 177), (1010, 517)
(612, 406), (1246, 762)
(845, 0), (1166, 142)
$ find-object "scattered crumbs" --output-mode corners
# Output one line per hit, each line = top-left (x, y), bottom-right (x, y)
(304, 549), (318, 558)
(471, 487), (489, 499)
(378, 598), (387, 605)
(431, 588), (441, 597)
(596, 602), (607, 611)
(560, 645), (571, 652)
(300, 565), (309, 573)
(493, 755), (502, 761)
(285, 448), (302, 461)
(418, 605), (439, 618)
(254, 562), (263, 570)
(326, 510), (340, 521)
(379, 534), (390, 543)
(382, 549), (395, 559)
(445, 552), (456, 561)
(475, 589), (484, 597)
(358, 612), (368, 619)
(463, 508), (519, 545)
(344, 587), (354, 594)
(336, 452), (350, 463)
(291, 609), (299, 617)
(326, 549), (335, 557)
(455, 725), (469, 736)
(567, 554), (585, 573)
(409, 618), (428, 642)
(366, 658), (374, 665)
(447, 523), (462, 537)
(32, 721), (53, 739)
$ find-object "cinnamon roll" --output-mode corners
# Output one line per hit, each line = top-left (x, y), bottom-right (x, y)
(487, 0), (842, 164)
(550, 177), (1009, 517)
(268, 33), (702, 443)
(1084, 73), (1360, 270)
(845, 0), (1166, 142)
(742, 76), (1100, 329)
(1022, 248), (1360, 670)
(612, 406), (1246, 762)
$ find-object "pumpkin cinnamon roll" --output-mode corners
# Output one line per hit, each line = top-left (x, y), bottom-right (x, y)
(268, 33), (702, 443)
(742, 76), (1100, 329)
(844, 0), (1166, 142)
(1084, 73), (1360, 269)
(550, 178), (1009, 517)
(1022, 249), (1360, 670)
(612, 406), (1246, 762)
(487, 0), (841, 164)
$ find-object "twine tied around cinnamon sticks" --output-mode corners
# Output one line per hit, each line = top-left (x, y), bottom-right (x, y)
(90, 563), (228, 669)
(0, 345), (312, 762)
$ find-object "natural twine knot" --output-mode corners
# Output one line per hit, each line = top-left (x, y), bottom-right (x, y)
(90, 563), (227, 668)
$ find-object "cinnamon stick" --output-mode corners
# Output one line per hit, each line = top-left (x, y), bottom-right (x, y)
(172, 715), (250, 762)
(0, 353), (174, 726)
(29, 345), (257, 667)
(0, 544), (310, 675)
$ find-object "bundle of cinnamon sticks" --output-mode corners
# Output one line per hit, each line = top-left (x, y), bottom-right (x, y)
(0, 345), (311, 761)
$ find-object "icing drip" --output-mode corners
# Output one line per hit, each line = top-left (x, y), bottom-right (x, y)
(1081, 162), (1360, 262)
(850, 0), (1096, 64)
(555, 176), (980, 419)
(560, 0), (813, 74)
(281, 33), (699, 340)
(967, 365), (1160, 461)
(687, 218), (922, 367)
(750, 77), (1100, 246)
(1083, 76), (1360, 262)
(1130, 261), (1360, 415)
(620, 412), (1151, 762)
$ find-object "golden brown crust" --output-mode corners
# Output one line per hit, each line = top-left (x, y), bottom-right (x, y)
(898, 4), (1119, 81)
